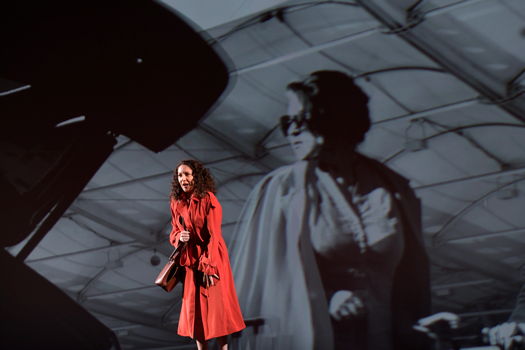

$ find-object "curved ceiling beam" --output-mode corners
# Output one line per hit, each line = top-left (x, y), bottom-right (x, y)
(354, 65), (446, 79)
(210, 0), (360, 45)
(414, 164), (525, 191)
(232, 27), (378, 75)
(383, 122), (525, 164)
(432, 176), (525, 242)
(446, 226), (525, 243)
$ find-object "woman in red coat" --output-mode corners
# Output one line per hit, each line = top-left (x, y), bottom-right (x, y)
(169, 159), (245, 350)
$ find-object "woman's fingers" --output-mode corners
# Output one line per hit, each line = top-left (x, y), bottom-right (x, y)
(179, 230), (190, 242)
(202, 274), (219, 288)
(209, 274), (219, 285)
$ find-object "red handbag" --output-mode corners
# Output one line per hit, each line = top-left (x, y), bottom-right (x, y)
(155, 242), (186, 292)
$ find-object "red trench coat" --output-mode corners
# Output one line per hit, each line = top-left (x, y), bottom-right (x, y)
(169, 191), (245, 341)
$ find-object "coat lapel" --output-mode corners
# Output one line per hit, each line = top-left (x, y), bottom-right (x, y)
(176, 194), (200, 234)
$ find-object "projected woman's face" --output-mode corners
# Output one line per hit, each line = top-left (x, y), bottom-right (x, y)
(285, 91), (319, 161)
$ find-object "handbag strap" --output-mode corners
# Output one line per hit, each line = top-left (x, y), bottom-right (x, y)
(169, 241), (186, 260)
(168, 213), (188, 260)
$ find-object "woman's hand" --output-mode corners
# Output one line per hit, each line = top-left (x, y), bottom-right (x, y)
(179, 230), (190, 242)
(329, 290), (366, 321)
(202, 273), (220, 288)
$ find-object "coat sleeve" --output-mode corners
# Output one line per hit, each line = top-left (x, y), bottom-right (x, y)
(169, 199), (182, 248)
(197, 192), (220, 276)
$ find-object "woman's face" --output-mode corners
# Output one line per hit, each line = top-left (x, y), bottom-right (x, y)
(285, 91), (319, 161)
(177, 164), (195, 193)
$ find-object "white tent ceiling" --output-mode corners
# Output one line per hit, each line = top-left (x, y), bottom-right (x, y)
(7, 0), (525, 349)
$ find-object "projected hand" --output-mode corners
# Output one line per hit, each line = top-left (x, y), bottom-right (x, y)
(329, 290), (366, 321)
(485, 322), (525, 350)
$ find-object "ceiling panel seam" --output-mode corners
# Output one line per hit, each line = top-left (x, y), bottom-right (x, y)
(232, 27), (378, 75)
(352, 0), (525, 123)
(229, 0), (483, 76)
(77, 246), (146, 303)
(84, 299), (178, 334)
(25, 240), (136, 263)
(414, 164), (525, 191)
(105, 160), (168, 198)
(276, 11), (415, 113)
(434, 244), (522, 288)
(81, 152), (265, 194)
(446, 227), (525, 243)
(85, 285), (159, 299)
(198, 123), (285, 171)
(383, 118), (515, 167)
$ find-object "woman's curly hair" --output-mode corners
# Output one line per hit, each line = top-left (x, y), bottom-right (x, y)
(171, 159), (216, 200)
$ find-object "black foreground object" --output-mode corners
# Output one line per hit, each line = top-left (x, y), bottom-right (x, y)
(0, 0), (229, 152)
(0, 1), (229, 348)
(0, 249), (121, 350)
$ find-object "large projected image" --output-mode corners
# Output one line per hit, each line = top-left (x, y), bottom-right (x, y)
(230, 70), (430, 350)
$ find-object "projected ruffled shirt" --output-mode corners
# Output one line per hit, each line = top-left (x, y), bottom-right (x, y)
(229, 154), (431, 350)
